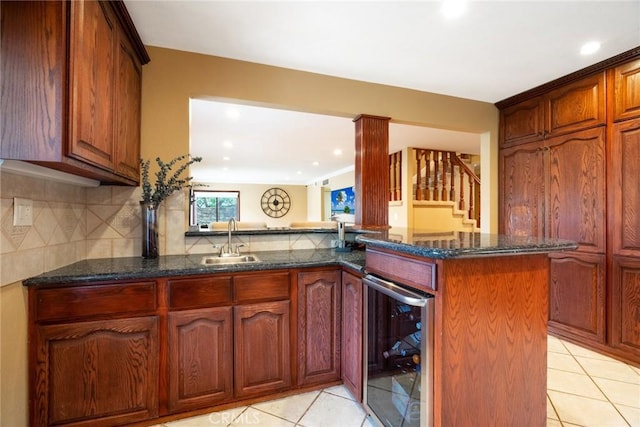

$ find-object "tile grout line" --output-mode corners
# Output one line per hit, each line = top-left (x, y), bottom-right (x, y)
(546, 391), (562, 425)
(292, 389), (324, 427)
(562, 340), (634, 427)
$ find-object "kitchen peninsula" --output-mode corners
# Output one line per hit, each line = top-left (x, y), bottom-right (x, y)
(24, 232), (576, 427)
(357, 229), (577, 427)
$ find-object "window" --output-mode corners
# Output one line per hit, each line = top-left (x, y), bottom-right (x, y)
(190, 190), (239, 225)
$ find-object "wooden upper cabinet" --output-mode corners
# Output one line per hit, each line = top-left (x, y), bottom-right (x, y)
(499, 73), (605, 147)
(611, 119), (640, 257)
(114, 26), (143, 181)
(1, 1), (67, 161)
(500, 97), (545, 146)
(0, 0), (148, 185)
(68, 0), (116, 171)
(613, 58), (640, 121)
(545, 73), (605, 136)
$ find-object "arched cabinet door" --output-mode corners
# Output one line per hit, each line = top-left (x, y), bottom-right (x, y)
(234, 300), (291, 397)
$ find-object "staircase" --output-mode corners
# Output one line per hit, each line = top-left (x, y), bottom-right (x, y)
(389, 148), (481, 231)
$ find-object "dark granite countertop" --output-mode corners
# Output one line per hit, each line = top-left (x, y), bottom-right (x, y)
(355, 228), (578, 259)
(23, 248), (366, 286)
(184, 227), (365, 237)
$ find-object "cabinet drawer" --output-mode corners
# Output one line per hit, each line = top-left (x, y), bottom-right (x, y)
(168, 276), (233, 309)
(365, 249), (436, 292)
(234, 272), (290, 304)
(34, 281), (157, 322)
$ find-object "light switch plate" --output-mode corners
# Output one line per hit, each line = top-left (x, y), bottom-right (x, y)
(13, 197), (33, 226)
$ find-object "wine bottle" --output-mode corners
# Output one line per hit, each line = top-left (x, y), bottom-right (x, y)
(383, 331), (421, 358)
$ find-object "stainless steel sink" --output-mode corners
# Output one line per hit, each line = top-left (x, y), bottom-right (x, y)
(200, 254), (261, 265)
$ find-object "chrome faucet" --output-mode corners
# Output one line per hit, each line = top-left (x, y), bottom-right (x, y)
(222, 218), (240, 256)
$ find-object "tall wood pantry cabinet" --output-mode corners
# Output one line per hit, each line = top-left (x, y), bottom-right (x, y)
(498, 50), (640, 365)
(1, 0), (149, 185)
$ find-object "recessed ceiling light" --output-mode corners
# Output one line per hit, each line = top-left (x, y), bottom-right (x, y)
(580, 41), (601, 55)
(296, 171), (302, 175)
(442, 0), (467, 19)
(333, 149), (343, 156)
(223, 156), (230, 161)
(223, 140), (233, 148)
(312, 161), (319, 166)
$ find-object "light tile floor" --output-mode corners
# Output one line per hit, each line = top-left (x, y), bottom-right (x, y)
(158, 336), (640, 427)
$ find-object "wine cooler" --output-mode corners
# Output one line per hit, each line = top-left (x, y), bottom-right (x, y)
(363, 274), (434, 427)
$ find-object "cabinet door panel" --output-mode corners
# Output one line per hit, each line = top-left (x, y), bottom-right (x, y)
(545, 128), (606, 252)
(234, 301), (291, 397)
(499, 141), (544, 237)
(0, 1), (66, 161)
(499, 97), (544, 146)
(548, 253), (605, 344)
(168, 307), (233, 412)
(611, 119), (640, 257)
(114, 32), (142, 181)
(341, 271), (363, 401)
(546, 73), (605, 135)
(611, 257), (640, 356)
(34, 316), (158, 427)
(68, 0), (115, 170)
(297, 270), (341, 386)
(613, 58), (640, 121)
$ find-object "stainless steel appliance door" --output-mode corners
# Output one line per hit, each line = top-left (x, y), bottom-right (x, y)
(363, 274), (434, 427)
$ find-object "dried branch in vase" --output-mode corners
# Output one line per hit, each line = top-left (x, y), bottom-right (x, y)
(140, 155), (202, 205)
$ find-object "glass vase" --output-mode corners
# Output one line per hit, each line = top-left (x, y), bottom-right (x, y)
(141, 202), (159, 259)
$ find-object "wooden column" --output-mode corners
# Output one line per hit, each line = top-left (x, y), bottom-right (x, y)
(354, 114), (390, 226)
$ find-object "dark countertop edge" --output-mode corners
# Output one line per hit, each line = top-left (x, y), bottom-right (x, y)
(23, 251), (366, 287)
(185, 228), (367, 237)
(355, 235), (579, 260)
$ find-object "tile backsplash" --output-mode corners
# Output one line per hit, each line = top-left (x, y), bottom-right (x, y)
(1, 171), (87, 285)
(1, 170), (335, 286)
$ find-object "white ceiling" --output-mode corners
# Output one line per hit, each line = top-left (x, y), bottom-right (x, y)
(125, 0), (640, 185)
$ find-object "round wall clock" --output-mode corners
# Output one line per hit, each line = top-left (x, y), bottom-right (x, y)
(261, 187), (291, 218)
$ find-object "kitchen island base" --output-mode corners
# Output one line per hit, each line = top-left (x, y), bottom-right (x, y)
(366, 248), (551, 427)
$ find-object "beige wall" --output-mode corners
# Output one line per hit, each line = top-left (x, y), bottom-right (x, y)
(140, 46), (499, 232)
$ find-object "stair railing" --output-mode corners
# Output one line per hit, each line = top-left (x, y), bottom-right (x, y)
(413, 149), (480, 225)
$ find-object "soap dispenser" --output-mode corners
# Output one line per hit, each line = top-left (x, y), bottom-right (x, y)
(335, 220), (350, 252)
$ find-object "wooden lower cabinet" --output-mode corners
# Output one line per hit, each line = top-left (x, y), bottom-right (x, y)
(234, 300), (292, 397)
(33, 316), (159, 427)
(548, 252), (606, 344)
(29, 268), (353, 426)
(610, 257), (640, 356)
(341, 271), (363, 401)
(167, 307), (233, 412)
(297, 269), (341, 386)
